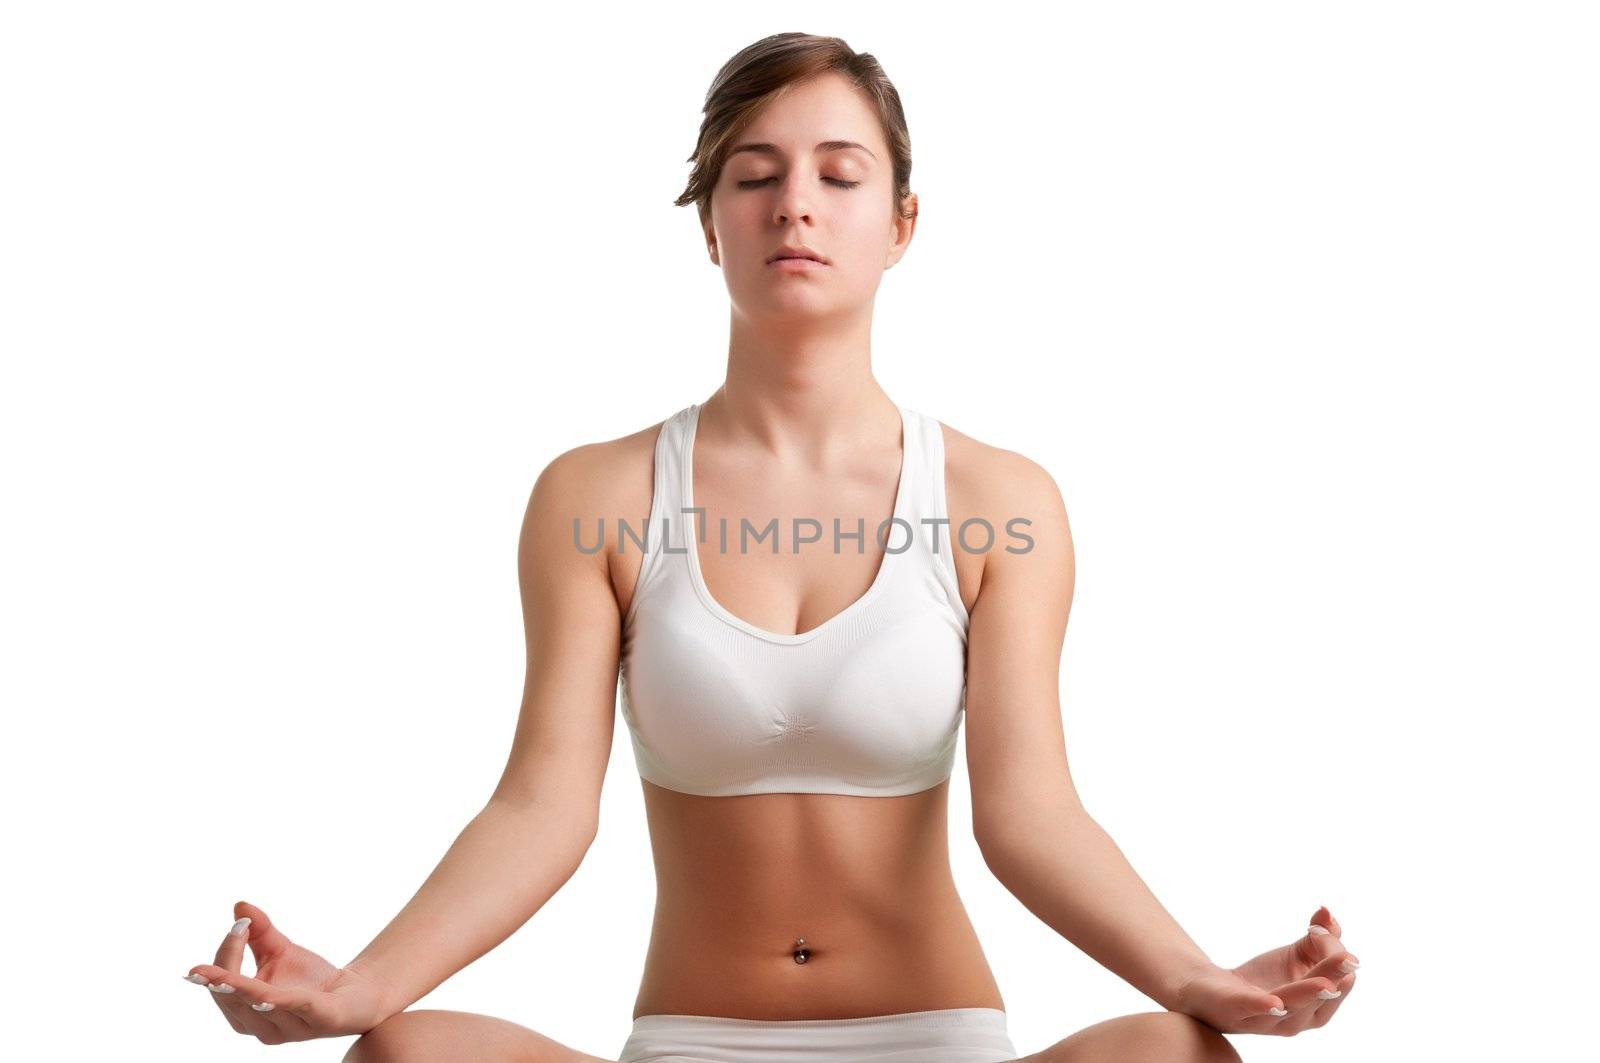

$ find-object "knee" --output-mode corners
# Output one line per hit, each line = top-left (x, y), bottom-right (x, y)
(342, 1010), (445, 1063)
(1165, 1012), (1242, 1063)
(1134, 1012), (1243, 1063)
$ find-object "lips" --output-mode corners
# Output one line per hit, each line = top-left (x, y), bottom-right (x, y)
(767, 245), (827, 264)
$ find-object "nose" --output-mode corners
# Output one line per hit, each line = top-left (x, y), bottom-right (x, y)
(772, 172), (815, 227)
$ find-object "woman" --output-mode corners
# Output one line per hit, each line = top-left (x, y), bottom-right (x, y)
(185, 33), (1359, 1062)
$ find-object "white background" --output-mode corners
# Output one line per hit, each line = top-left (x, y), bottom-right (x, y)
(4, 2), (1595, 1060)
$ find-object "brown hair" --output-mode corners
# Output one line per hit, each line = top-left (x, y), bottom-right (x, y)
(674, 33), (916, 229)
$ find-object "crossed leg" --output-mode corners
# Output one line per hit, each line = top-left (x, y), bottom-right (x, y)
(1015, 1010), (1243, 1062)
(342, 1009), (613, 1063)
(343, 1007), (1242, 1063)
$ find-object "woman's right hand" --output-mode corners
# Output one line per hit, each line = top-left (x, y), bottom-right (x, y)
(184, 900), (397, 1045)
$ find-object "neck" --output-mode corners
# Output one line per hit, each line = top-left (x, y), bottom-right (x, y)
(709, 313), (897, 455)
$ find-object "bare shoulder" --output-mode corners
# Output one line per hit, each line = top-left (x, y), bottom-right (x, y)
(936, 417), (1074, 598)
(517, 416), (669, 616)
(939, 418), (1066, 518)
(521, 415), (665, 548)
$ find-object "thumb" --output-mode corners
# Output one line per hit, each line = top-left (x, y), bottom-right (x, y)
(1183, 974), (1286, 1027)
(1213, 979), (1287, 1024)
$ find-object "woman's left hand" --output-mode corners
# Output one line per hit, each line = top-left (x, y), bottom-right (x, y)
(1171, 905), (1360, 1036)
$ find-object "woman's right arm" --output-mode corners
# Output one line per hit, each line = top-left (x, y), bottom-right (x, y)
(187, 447), (626, 1039)
(344, 448), (625, 1019)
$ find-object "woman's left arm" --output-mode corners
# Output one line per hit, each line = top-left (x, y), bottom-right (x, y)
(959, 448), (1218, 1010)
(959, 447), (1355, 1032)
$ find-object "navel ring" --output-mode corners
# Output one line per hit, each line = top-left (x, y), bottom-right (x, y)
(792, 937), (810, 964)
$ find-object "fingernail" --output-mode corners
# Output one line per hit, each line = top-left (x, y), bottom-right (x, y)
(1341, 958), (1361, 973)
(229, 917), (251, 937)
(1317, 988), (1341, 999)
(252, 1002), (275, 1012)
(184, 973), (209, 985)
(208, 982), (236, 994)
(1307, 924), (1330, 935)
(1268, 1006), (1288, 1017)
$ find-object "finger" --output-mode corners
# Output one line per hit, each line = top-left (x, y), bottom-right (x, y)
(1322, 905), (1343, 939)
(1300, 914), (1346, 968)
(1266, 973), (1345, 1036)
(181, 964), (313, 1044)
(1276, 969), (1358, 1036)
(1305, 969), (1357, 1030)
(1214, 980), (1290, 1026)
(232, 899), (295, 969)
(184, 963), (271, 1038)
(212, 912), (253, 975)
(1308, 904), (1341, 941)
(185, 963), (341, 1031)
(1306, 946), (1361, 984)
(1215, 984), (1292, 1034)
(184, 969), (251, 1035)
(1216, 998), (1292, 1030)
(197, 912), (254, 1036)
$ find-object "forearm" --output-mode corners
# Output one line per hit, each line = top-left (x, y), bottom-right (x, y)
(344, 795), (596, 1018)
(978, 805), (1220, 1011)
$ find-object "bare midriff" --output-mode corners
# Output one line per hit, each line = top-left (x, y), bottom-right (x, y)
(629, 777), (1006, 1022)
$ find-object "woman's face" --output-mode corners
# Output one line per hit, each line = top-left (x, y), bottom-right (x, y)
(705, 71), (916, 326)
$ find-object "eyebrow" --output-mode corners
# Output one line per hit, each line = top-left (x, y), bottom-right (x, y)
(726, 140), (877, 161)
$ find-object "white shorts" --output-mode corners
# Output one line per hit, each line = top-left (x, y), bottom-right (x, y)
(615, 1006), (1018, 1062)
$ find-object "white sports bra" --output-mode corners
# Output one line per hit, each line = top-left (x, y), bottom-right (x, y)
(618, 401), (971, 797)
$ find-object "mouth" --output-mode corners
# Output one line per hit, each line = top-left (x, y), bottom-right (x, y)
(767, 246), (828, 265)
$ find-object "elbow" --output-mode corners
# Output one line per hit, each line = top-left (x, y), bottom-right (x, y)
(972, 816), (1020, 875)
(486, 793), (601, 860)
(973, 829), (1008, 879)
(973, 798), (1094, 868)
(973, 825), (1036, 890)
(563, 805), (602, 859)
(563, 801), (601, 849)
(575, 815), (601, 860)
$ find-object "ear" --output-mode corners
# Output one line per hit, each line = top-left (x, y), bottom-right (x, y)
(885, 192), (918, 270)
(704, 221), (720, 266)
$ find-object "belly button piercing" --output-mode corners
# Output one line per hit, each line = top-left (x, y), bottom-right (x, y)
(792, 937), (810, 964)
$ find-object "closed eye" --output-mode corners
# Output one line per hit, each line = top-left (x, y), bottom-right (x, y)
(737, 177), (860, 189)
